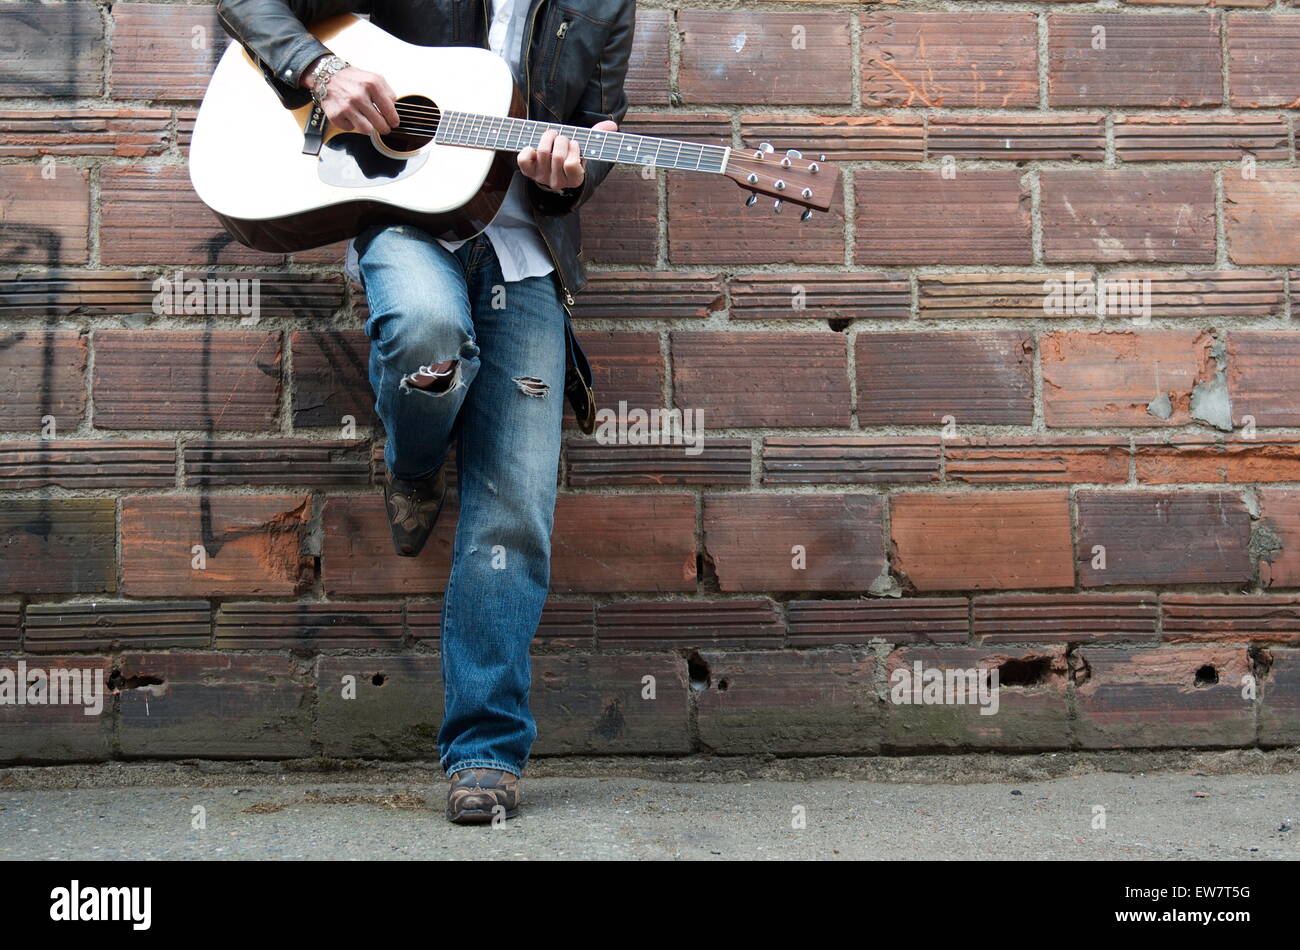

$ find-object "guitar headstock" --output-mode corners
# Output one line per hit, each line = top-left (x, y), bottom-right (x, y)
(722, 143), (839, 220)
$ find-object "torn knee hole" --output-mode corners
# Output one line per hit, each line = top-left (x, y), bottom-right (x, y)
(513, 376), (549, 397)
(401, 359), (458, 393)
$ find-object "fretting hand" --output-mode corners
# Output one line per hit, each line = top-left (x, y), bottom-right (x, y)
(518, 120), (618, 191)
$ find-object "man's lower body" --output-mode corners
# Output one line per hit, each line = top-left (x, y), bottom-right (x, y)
(355, 223), (568, 823)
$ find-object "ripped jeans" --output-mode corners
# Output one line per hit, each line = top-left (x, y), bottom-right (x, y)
(355, 224), (568, 778)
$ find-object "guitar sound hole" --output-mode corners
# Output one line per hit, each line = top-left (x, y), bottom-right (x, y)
(381, 94), (439, 154)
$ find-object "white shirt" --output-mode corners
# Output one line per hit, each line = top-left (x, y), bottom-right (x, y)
(436, 0), (555, 281)
(346, 0), (555, 284)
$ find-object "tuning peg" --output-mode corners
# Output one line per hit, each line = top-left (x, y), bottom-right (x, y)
(819, 154), (827, 161)
(808, 162), (820, 174)
(800, 208), (813, 222)
(758, 142), (775, 153)
(786, 149), (803, 159)
(773, 199), (782, 213)
(801, 187), (813, 199)
(745, 191), (757, 207)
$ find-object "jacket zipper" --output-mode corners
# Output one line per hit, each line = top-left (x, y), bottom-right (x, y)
(522, 0), (577, 310)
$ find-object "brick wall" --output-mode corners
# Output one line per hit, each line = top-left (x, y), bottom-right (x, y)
(2, 0), (1300, 763)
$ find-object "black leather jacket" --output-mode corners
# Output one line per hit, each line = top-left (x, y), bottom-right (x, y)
(215, 0), (636, 430)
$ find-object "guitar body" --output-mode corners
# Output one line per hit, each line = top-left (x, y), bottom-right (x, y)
(190, 15), (522, 253)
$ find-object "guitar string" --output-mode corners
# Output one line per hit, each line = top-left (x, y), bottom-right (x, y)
(377, 105), (728, 172)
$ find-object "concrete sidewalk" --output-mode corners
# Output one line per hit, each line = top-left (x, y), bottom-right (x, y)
(0, 756), (1297, 859)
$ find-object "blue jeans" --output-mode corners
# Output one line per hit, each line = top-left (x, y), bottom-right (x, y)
(355, 224), (568, 778)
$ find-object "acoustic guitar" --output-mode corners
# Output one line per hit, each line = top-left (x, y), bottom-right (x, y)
(189, 14), (839, 255)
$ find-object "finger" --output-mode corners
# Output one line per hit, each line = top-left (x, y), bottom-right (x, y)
(347, 109), (377, 137)
(562, 143), (584, 187)
(549, 135), (570, 186)
(360, 98), (391, 135)
(517, 146), (536, 175)
(373, 78), (401, 128)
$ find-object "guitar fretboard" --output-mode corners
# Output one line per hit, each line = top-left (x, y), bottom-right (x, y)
(433, 110), (730, 174)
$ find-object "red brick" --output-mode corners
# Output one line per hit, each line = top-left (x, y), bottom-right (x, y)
(0, 331), (87, 431)
(787, 598), (968, 645)
(111, 3), (227, 100)
(215, 602), (403, 650)
(118, 653), (312, 758)
(25, 601), (211, 653)
(730, 271), (909, 321)
(919, 273), (1085, 320)
(0, 109), (170, 158)
(0, 500), (116, 595)
(569, 331), (663, 427)
(1076, 491), (1253, 587)
(0, 166), (90, 265)
(597, 600), (784, 649)
(703, 494), (886, 592)
(185, 439), (371, 487)
(856, 331), (1033, 425)
(566, 438), (751, 486)
(1259, 489), (1300, 587)
(885, 646), (1071, 750)
(668, 173), (845, 265)
(1106, 270), (1283, 318)
(762, 436), (941, 485)
(316, 654), (441, 758)
(973, 594), (1159, 644)
(861, 13), (1038, 108)
(1225, 170), (1300, 265)
(551, 494), (698, 593)
(1137, 436), (1300, 484)
(575, 165), (657, 264)
(0, 2), (103, 97)
(121, 495), (313, 597)
(1164, 595), (1300, 645)
(1115, 114), (1289, 161)
(890, 490), (1075, 592)
(571, 272), (724, 320)
(93, 330), (282, 431)
(0, 440), (173, 490)
(1048, 13), (1223, 106)
(1227, 14), (1300, 108)
(0, 656), (113, 762)
(1041, 330), (1217, 428)
(532, 654), (692, 754)
(741, 114), (924, 162)
(697, 649), (879, 754)
(1227, 331), (1300, 425)
(1074, 646), (1254, 748)
(626, 8), (671, 106)
(854, 170), (1032, 265)
(291, 329), (374, 428)
(945, 436), (1130, 484)
(928, 115), (1105, 162)
(678, 12), (852, 105)
(671, 331), (850, 427)
(1261, 648), (1300, 746)
(321, 494), (455, 595)
(100, 164), (281, 266)
(623, 112), (730, 147)
(1041, 170), (1216, 262)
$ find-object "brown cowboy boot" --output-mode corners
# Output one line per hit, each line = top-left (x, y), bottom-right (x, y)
(382, 466), (447, 557)
(446, 768), (521, 824)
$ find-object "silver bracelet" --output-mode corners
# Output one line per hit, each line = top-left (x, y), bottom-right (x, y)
(309, 54), (349, 105)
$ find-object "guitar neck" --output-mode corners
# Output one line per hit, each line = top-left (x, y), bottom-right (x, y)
(433, 110), (731, 174)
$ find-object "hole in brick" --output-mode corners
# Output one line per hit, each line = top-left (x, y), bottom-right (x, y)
(107, 669), (164, 691)
(372, 673), (387, 687)
(687, 651), (711, 691)
(1195, 664), (1219, 688)
(827, 317), (851, 332)
(997, 656), (1051, 688)
(717, 678), (729, 692)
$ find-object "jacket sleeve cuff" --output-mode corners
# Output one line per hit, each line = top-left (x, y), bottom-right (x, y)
(256, 34), (331, 109)
(526, 177), (585, 216)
